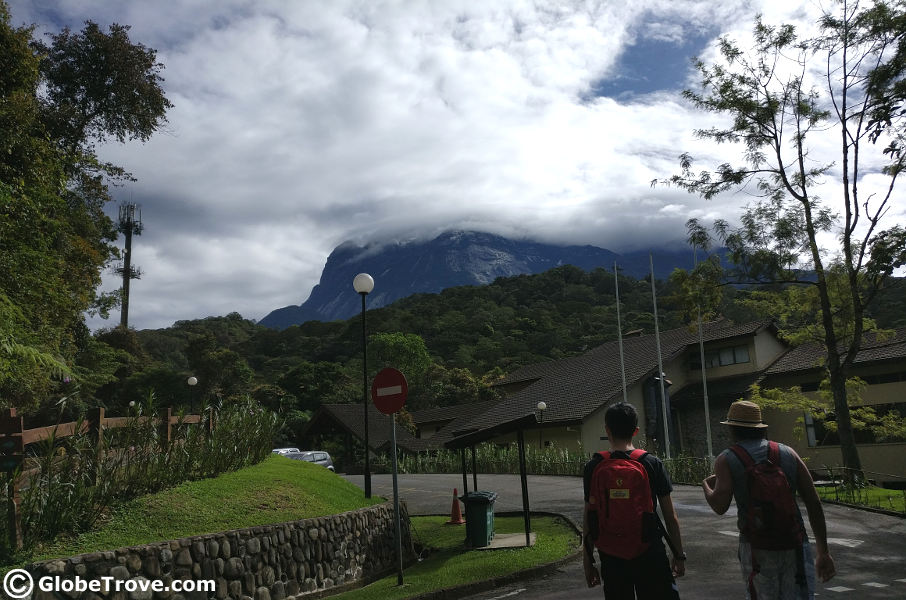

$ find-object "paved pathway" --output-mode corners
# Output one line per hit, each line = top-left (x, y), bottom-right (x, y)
(343, 473), (906, 599)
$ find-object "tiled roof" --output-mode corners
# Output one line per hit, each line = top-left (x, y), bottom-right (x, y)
(765, 327), (906, 375)
(305, 401), (498, 453)
(410, 404), (478, 425)
(670, 372), (763, 406)
(412, 400), (498, 448)
(458, 319), (772, 436)
(302, 403), (422, 453)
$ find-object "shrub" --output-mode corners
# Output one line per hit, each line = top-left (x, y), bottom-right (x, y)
(0, 396), (278, 561)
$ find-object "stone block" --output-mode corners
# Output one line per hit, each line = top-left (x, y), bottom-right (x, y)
(224, 557), (244, 579)
(254, 587), (271, 600)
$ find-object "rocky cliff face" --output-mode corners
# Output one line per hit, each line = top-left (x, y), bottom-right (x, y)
(259, 231), (694, 329)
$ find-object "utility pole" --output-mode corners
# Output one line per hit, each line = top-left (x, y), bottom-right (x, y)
(116, 203), (143, 328)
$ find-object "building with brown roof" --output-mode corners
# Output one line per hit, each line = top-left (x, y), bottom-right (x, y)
(760, 328), (906, 486)
(301, 321), (906, 485)
(447, 319), (786, 458)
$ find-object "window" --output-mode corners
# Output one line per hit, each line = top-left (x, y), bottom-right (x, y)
(719, 347), (735, 366)
(690, 344), (752, 370)
(804, 412), (817, 448)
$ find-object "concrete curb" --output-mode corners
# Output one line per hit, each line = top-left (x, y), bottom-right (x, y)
(405, 511), (583, 600)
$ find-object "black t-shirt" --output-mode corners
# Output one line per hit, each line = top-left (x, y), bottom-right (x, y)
(582, 449), (673, 503)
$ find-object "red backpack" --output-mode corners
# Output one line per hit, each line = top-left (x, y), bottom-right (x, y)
(588, 449), (655, 559)
(729, 441), (805, 550)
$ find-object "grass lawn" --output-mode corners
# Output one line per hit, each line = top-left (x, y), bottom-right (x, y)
(333, 515), (580, 600)
(27, 455), (383, 563)
(817, 484), (906, 513)
(17, 457), (580, 599)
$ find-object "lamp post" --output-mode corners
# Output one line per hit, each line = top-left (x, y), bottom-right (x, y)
(187, 376), (198, 413)
(535, 401), (547, 450)
(353, 273), (374, 498)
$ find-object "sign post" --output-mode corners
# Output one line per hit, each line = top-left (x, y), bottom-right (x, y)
(371, 368), (408, 586)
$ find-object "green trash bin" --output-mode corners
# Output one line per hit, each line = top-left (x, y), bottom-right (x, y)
(461, 491), (497, 547)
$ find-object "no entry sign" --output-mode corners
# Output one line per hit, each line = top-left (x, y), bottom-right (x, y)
(371, 368), (408, 415)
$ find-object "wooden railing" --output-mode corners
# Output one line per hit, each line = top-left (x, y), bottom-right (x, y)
(0, 407), (211, 550)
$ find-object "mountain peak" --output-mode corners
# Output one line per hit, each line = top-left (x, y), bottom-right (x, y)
(259, 230), (695, 329)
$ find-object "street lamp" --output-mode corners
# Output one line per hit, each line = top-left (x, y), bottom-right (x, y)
(187, 376), (198, 413)
(353, 272), (374, 498)
(535, 401), (547, 450)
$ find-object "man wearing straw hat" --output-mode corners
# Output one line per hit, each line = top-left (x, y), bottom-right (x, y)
(702, 400), (835, 599)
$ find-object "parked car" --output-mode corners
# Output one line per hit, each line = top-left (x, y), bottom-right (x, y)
(272, 447), (300, 455)
(286, 451), (335, 472)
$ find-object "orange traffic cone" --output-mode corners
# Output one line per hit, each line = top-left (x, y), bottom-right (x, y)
(447, 488), (465, 525)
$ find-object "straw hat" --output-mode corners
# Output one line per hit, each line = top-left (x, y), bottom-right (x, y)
(721, 400), (768, 428)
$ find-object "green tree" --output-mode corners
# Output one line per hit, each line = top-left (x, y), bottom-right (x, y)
(186, 334), (254, 405)
(368, 332), (433, 379)
(277, 361), (356, 411)
(660, 2), (906, 477)
(0, 2), (171, 414)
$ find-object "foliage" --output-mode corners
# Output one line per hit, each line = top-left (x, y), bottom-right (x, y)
(659, 2), (906, 476)
(383, 442), (711, 485)
(386, 443), (589, 477)
(817, 480), (906, 514)
(0, 1), (171, 414)
(334, 516), (578, 600)
(14, 455), (380, 565)
(0, 397), (278, 561)
(749, 380), (906, 444)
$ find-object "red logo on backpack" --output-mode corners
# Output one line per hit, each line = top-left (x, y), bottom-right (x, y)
(588, 449), (654, 559)
(729, 441), (805, 550)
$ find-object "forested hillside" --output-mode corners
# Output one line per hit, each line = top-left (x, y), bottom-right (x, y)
(104, 261), (899, 437)
(81, 266), (685, 440)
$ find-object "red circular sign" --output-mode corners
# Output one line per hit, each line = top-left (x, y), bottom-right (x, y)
(371, 368), (408, 414)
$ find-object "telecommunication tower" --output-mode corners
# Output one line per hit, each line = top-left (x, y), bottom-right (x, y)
(115, 203), (143, 328)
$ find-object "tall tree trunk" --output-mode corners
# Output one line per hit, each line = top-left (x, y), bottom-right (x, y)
(827, 355), (863, 481)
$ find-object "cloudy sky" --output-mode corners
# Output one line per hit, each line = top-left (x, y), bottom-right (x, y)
(8, 0), (894, 331)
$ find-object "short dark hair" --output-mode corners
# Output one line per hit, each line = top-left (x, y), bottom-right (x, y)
(605, 402), (638, 440)
(730, 425), (767, 441)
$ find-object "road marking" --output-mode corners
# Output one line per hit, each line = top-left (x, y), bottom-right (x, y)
(897, 578), (906, 583)
(719, 531), (738, 537)
(863, 582), (888, 588)
(717, 532), (864, 549)
(485, 588), (526, 599)
(826, 586), (855, 592)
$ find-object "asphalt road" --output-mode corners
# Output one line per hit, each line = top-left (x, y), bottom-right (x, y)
(343, 473), (906, 599)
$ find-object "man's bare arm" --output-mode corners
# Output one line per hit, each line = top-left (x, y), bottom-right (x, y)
(702, 453), (733, 515)
(794, 452), (836, 582)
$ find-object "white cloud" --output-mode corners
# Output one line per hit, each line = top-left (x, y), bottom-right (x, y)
(8, 0), (899, 330)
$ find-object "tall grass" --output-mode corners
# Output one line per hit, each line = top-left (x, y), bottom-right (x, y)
(374, 443), (712, 485)
(0, 396), (279, 562)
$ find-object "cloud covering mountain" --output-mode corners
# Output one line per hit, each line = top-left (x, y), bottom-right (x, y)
(6, 0), (854, 331)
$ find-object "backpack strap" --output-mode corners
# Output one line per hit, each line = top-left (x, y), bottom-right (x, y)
(628, 448), (648, 462)
(766, 440), (780, 465)
(729, 443), (756, 469)
(597, 450), (612, 461)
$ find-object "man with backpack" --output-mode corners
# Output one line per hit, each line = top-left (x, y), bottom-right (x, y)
(702, 400), (836, 599)
(582, 402), (685, 598)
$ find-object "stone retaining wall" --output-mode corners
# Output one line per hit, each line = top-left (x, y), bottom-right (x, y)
(28, 501), (413, 599)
